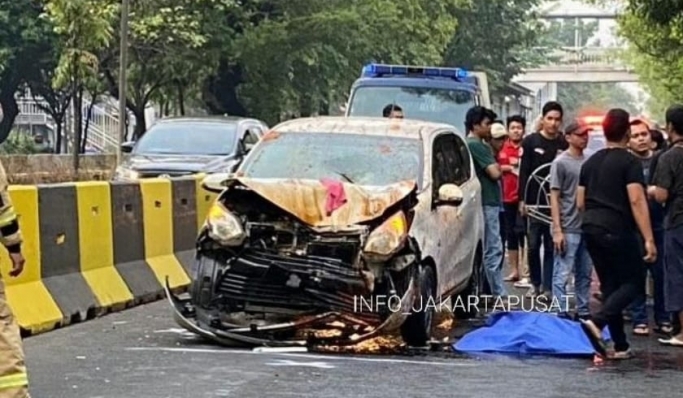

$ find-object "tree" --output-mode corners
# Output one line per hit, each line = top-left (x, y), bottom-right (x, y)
(615, 1), (683, 117)
(100, 0), (239, 139)
(0, 0), (55, 143)
(232, 0), (463, 124)
(442, 0), (545, 95)
(44, 0), (116, 169)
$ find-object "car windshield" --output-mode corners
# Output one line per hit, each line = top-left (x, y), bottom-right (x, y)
(347, 85), (475, 133)
(240, 132), (422, 187)
(133, 121), (238, 155)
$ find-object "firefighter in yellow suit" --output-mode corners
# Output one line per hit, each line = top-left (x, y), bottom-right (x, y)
(0, 161), (30, 398)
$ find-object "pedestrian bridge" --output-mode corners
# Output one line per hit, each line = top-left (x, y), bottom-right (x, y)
(513, 46), (639, 83)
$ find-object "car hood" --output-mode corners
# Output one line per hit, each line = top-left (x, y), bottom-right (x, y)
(126, 154), (234, 173)
(223, 177), (418, 228)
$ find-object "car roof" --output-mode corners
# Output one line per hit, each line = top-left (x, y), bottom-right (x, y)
(351, 76), (478, 92)
(271, 116), (461, 140)
(154, 116), (264, 125)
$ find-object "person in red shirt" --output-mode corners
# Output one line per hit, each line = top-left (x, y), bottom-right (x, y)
(497, 115), (531, 287)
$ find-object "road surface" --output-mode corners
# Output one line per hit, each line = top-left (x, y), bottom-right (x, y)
(24, 299), (683, 398)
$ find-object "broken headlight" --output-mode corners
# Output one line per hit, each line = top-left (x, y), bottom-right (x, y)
(362, 211), (408, 263)
(205, 202), (246, 246)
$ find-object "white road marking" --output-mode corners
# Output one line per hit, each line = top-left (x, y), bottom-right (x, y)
(264, 359), (336, 369)
(124, 347), (476, 367)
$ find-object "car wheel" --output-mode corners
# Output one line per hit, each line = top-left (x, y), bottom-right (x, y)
(400, 264), (436, 347)
(453, 248), (483, 320)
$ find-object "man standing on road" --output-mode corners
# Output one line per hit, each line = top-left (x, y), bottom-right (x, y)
(652, 105), (683, 346)
(549, 120), (592, 320)
(466, 106), (508, 298)
(626, 118), (671, 336)
(578, 108), (656, 359)
(518, 101), (568, 298)
(498, 115), (530, 288)
(0, 160), (31, 397)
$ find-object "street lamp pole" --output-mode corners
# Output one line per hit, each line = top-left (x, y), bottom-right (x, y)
(116, 0), (129, 167)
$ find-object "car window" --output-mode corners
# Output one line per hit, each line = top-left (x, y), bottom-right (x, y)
(347, 86), (475, 134)
(240, 132), (423, 187)
(133, 121), (237, 155)
(432, 133), (462, 194)
(453, 134), (471, 184)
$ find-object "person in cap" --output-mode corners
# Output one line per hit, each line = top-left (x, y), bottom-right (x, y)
(625, 117), (671, 336)
(490, 121), (509, 274)
(549, 120), (593, 320)
(651, 104), (683, 346)
(577, 108), (656, 359)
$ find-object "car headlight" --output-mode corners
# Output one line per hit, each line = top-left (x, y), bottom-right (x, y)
(205, 202), (246, 246)
(362, 211), (408, 263)
(114, 166), (139, 180)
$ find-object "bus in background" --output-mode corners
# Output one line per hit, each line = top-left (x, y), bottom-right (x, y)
(344, 64), (491, 135)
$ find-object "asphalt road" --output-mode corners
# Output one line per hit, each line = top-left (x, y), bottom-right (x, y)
(23, 297), (683, 398)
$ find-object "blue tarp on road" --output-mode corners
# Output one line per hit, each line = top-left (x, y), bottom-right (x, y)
(453, 311), (611, 357)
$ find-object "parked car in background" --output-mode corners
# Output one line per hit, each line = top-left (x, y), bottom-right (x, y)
(113, 116), (268, 181)
(166, 116), (485, 348)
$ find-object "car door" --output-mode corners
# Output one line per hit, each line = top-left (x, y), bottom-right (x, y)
(429, 131), (468, 296)
(451, 133), (481, 286)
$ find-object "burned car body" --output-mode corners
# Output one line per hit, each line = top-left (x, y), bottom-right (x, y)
(166, 116), (485, 347)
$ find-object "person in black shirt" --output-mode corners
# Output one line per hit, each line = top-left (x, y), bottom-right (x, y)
(577, 108), (657, 359)
(652, 105), (683, 346)
(517, 101), (568, 297)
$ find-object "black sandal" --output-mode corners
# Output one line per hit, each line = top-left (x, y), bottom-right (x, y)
(655, 323), (673, 335)
(580, 319), (608, 357)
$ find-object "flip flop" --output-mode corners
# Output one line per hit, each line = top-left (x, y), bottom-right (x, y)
(658, 336), (683, 347)
(633, 324), (649, 336)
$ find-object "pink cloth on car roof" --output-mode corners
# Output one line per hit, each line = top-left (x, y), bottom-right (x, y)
(320, 178), (347, 215)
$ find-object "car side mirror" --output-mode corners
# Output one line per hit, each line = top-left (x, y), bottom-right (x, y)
(435, 183), (464, 206)
(121, 141), (135, 153)
(201, 172), (233, 193)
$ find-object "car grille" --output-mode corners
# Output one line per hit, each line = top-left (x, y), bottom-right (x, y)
(214, 249), (379, 323)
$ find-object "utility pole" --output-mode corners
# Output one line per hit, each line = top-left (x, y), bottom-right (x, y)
(116, 0), (129, 166)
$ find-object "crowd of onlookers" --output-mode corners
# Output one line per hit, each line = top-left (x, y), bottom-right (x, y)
(464, 101), (683, 359)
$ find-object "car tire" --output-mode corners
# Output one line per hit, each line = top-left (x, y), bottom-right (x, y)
(453, 248), (483, 320)
(400, 264), (436, 347)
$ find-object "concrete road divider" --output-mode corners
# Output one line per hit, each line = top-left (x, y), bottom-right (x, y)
(2, 174), (219, 336)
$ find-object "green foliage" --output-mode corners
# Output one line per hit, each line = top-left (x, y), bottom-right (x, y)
(43, 0), (117, 89)
(616, 1), (683, 117)
(0, 131), (39, 154)
(442, 0), (543, 94)
(235, 0), (463, 123)
(1, 0), (551, 137)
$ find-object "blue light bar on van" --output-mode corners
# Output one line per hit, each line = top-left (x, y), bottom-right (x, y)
(361, 63), (468, 79)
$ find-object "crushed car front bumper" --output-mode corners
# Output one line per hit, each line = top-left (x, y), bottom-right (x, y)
(164, 268), (418, 347)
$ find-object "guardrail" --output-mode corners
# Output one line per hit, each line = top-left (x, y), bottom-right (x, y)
(3, 175), (218, 336)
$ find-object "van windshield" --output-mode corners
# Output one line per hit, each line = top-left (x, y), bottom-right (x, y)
(347, 86), (476, 133)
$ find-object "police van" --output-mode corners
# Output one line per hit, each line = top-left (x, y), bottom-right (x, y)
(344, 63), (491, 134)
